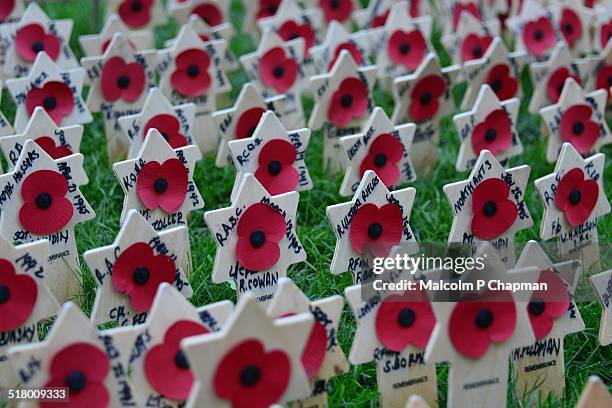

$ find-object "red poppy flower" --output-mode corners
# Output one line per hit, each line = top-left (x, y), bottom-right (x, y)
(375, 290), (435, 351)
(254, 139), (299, 195)
(100, 56), (146, 103)
(34, 136), (73, 159)
(171, 49), (212, 97)
(599, 20), (612, 48)
(259, 47), (298, 93)
(0, 0), (14, 22)
(257, 0), (281, 19)
(319, 0), (353, 23)
(350, 203), (403, 257)
(359, 134), (403, 187)
(235, 107), (266, 139)
(236, 203), (286, 271)
(112, 242), (176, 312)
(371, 9), (390, 27)
(144, 114), (188, 149)
(25, 81), (74, 125)
(471, 109), (512, 156)
(546, 67), (580, 103)
(470, 178), (518, 239)
(408, 75), (445, 122)
(559, 104), (599, 155)
(277, 20), (316, 54)
(527, 270), (570, 340)
(327, 77), (368, 127)
(137, 159), (189, 213)
(559, 8), (581, 48)
(595, 64), (612, 96)
(214, 339), (291, 408)
(554, 167), (599, 227)
(461, 33), (493, 62)
(279, 312), (327, 380)
(118, 0), (153, 28)
(328, 42), (363, 71)
(144, 320), (209, 400)
(449, 290), (516, 358)
(485, 64), (519, 100)
(301, 321), (327, 379)
(192, 2), (224, 27)
(42, 343), (110, 408)
(452, 2), (480, 29)
(19, 170), (73, 235)
(0, 258), (37, 333)
(387, 30), (427, 70)
(523, 17), (556, 57)
(14, 24), (61, 62)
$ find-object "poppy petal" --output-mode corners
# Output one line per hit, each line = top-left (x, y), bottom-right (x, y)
(471, 200), (518, 239)
(21, 170), (68, 201)
(471, 178), (509, 214)
(236, 203), (286, 241)
(49, 343), (110, 381)
(156, 159), (189, 213)
(449, 301), (491, 358)
(236, 235), (281, 271)
(301, 321), (327, 379)
(236, 107), (265, 139)
(0, 262), (37, 332)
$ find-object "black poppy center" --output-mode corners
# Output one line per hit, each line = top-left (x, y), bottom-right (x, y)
(374, 153), (387, 167)
(475, 308), (494, 329)
(287, 33), (299, 40)
(419, 92), (432, 105)
(563, 23), (573, 34)
(608, 75), (612, 87)
(247, 126), (257, 138)
(250, 230), (266, 248)
(267, 160), (282, 176)
(117, 75), (131, 89)
(66, 371), (87, 392)
(0, 284), (10, 304)
(174, 350), (190, 370)
(31, 41), (44, 54)
(340, 94), (353, 108)
(484, 128), (497, 143)
(43, 96), (57, 110)
(330, 0), (340, 9)
(572, 121), (584, 135)
(483, 201), (497, 217)
(534, 29), (544, 41)
(367, 222), (383, 239)
(240, 364), (261, 386)
(400, 43), (410, 55)
(131, 0), (143, 12)
(153, 177), (168, 193)
(35, 192), (52, 209)
(473, 46), (483, 58)
(397, 307), (416, 328)
(267, 4), (278, 14)
(160, 131), (169, 141)
(187, 65), (200, 78)
(273, 65), (285, 79)
(132, 266), (150, 285)
(491, 79), (503, 92)
(528, 299), (546, 316)
(569, 189), (582, 205)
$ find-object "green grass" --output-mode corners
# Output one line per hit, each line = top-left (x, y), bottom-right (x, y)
(10, 1), (611, 407)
